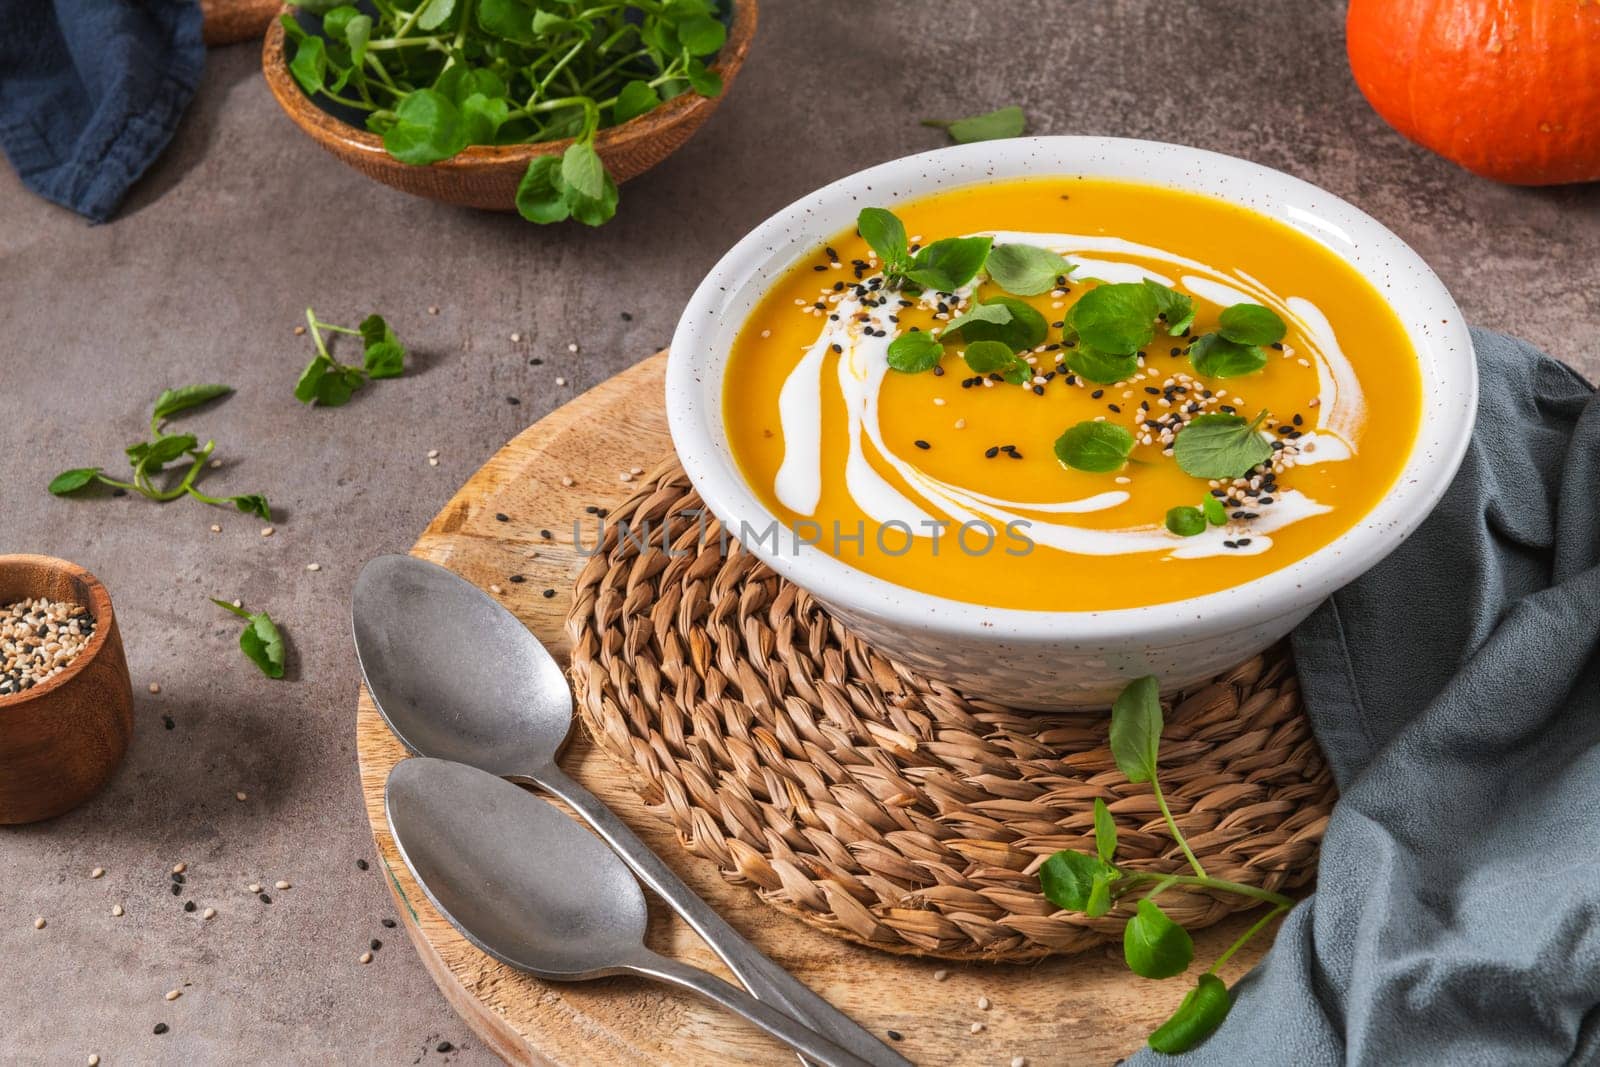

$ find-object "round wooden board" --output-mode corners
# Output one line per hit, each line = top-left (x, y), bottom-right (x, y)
(356, 352), (1273, 1066)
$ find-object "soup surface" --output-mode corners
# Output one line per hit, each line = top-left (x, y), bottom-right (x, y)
(722, 178), (1422, 611)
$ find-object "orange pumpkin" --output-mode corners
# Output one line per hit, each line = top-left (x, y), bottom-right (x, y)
(1347, 0), (1600, 185)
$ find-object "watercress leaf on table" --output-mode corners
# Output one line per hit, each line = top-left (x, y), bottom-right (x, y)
(240, 611), (287, 679)
(685, 57), (722, 98)
(1218, 303), (1287, 347)
(461, 93), (511, 144)
(1066, 283), (1158, 354)
(676, 14), (726, 55)
(1148, 973), (1233, 1054)
(562, 168), (620, 227)
(230, 494), (273, 521)
(1067, 346), (1139, 385)
(48, 468), (103, 495)
(383, 89), (468, 165)
(363, 340), (406, 379)
(1166, 505), (1207, 537)
(152, 384), (232, 425)
(1143, 279), (1196, 335)
(1039, 850), (1118, 912)
(560, 141), (607, 202)
(951, 296), (1045, 351)
(515, 156), (571, 223)
(476, 0), (535, 42)
(886, 331), (942, 374)
(294, 355), (333, 404)
(288, 34), (327, 95)
(128, 433), (200, 473)
(1173, 412), (1274, 479)
(986, 244), (1073, 296)
(415, 0), (456, 31)
(1093, 796), (1118, 865)
(1110, 675), (1162, 784)
(921, 105), (1026, 144)
(1203, 495), (1228, 526)
(613, 80), (661, 125)
(906, 236), (993, 294)
(1124, 898), (1194, 979)
(1054, 421), (1134, 473)
(210, 597), (248, 619)
(1189, 334), (1267, 379)
(961, 340), (1017, 376)
(857, 208), (909, 272)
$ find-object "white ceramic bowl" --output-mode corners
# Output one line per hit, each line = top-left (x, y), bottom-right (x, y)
(667, 137), (1476, 708)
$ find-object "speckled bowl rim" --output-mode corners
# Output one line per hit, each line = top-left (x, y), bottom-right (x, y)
(667, 136), (1477, 644)
(0, 554), (116, 709)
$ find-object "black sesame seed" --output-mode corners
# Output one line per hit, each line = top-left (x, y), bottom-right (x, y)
(931, 365), (944, 377)
(539, 529), (552, 539)
(813, 264), (827, 271)
(621, 311), (633, 321)
(370, 939), (383, 951)
(171, 872), (184, 884)
(356, 859), (368, 871)
(1223, 540), (1238, 549)
(831, 343), (842, 354)
(529, 357), (543, 366)
(259, 893), (271, 904)
(162, 715), (175, 730)
(1032, 385), (1045, 396)
(1238, 537), (1253, 546)
(984, 446), (999, 459)
(585, 505), (598, 514)
(437, 1042), (454, 1053)
(1107, 404), (1121, 413)
(381, 918), (397, 928)
(495, 512), (509, 522)
(508, 574), (525, 583)
(506, 396), (521, 405)
(1292, 414), (1304, 426)
(542, 589), (556, 599)
(184, 901), (196, 913)
(1259, 496), (1274, 504)
(112, 488), (128, 497)
(1008, 450), (1024, 459)
(1091, 389), (1104, 399)
(914, 440), (931, 450)
(887, 1030), (903, 1042)
(153, 1023), (169, 1035)
(171, 883), (181, 896)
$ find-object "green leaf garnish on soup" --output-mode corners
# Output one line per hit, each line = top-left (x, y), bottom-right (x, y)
(1173, 411), (1275, 479)
(1064, 283), (1158, 354)
(1144, 279), (1196, 335)
(1165, 506), (1207, 537)
(1067, 346), (1140, 385)
(1054, 421), (1134, 473)
(986, 244), (1074, 296)
(886, 331), (942, 373)
(1189, 334), (1268, 378)
(906, 235), (993, 293)
(1218, 303), (1287, 346)
(949, 296), (1046, 351)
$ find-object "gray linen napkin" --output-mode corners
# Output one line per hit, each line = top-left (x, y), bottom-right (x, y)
(1134, 328), (1600, 1065)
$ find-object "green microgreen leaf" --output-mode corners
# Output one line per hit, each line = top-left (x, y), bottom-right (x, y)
(906, 236), (993, 294)
(1093, 797), (1117, 865)
(1166, 506), (1206, 537)
(1124, 898), (1194, 979)
(1054, 421), (1134, 474)
(1039, 850), (1119, 914)
(127, 433), (200, 474)
(1189, 334), (1268, 378)
(288, 34), (327, 95)
(1110, 675), (1162, 784)
(151, 384), (232, 430)
(562, 164), (620, 227)
(560, 140), (607, 201)
(229, 494), (273, 521)
(1067, 346), (1139, 385)
(961, 339), (1019, 375)
(886, 331), (942, 374)
(948, 296), (1045, 352)
(1148, 973), (1233, 1054)
(415, 0), (456, 31)
(685, 56), (723, 97)
(343, 13), (372, 65)
(1173, 411), (1274, 480)
(383, 89), (468, 166)
(1203, 495), (1228, 526)
(1065, 283), (1158, 354)
(211, 599), (286, 679)
(476, 0), (535, 42)
(1144, 280), (1196, 335)
(676, 14), (726, 55)
(920, 105), (1027, 144)
(613, 80), (661, 125)
(515, 156), (571, 224)
(461, 93), (512, 144)
(986, 244), (1073, 296)
(858, 208), (909, 274)
(49, 468), (103, 495)
(1218, 303), (1287, 346)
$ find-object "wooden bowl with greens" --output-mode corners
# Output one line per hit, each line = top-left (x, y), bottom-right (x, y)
(262, 0), (756, 223)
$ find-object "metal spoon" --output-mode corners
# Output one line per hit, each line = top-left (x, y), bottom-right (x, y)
(353, 555), (909, 1067)
(386, 757), (871, 1067)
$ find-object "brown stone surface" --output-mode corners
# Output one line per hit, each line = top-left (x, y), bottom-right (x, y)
(1, 3), (1596, 1063)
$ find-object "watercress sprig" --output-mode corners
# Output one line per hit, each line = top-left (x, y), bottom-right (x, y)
(1061, 279), (1193, 384)
(1038, 675), (1296, 1054)
(210, 598), (287, 679)
(920, 105), (1027, 144)
(856, 207), (992, 293)
(1173, 410), (1274, 480)
(48, 386), (271, 520)
(282, 0), (729, 226)
(1186, 303), (1288, 379)
(294, 307), (408, 406)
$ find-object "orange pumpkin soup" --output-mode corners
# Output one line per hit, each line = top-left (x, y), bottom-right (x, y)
(722, 178), (1422, 611)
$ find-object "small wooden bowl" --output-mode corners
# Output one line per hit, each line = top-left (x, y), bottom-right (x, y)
(0, 556), (133, 824)
(262, 1), (758, 211)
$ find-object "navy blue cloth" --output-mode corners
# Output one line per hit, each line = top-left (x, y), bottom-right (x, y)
(0, 0), (204, 222)
(1135, 328), (1600, 1064)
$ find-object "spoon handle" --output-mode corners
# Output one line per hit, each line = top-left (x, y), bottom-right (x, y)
(627, 951), (876, 1067)
(535, 764), (910, 1067)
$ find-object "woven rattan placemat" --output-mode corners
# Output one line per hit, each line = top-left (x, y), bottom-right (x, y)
(566, 460), (1336, 961)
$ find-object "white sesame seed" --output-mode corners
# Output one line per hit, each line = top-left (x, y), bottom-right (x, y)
(293, 325), (306, 336)
(165, 989), (181, 1001)
(561, 476), (575, 487)
(619, 472), (633, 483)
(209, 458), (222, 469)
(235, 791), (247, 802)
(359, 951), (373, 964)
(970, 1022), (984, 1034)
(1012, 1057), (1027, 1067)
(977, 996), (991, 1010)
(148, 682), (161, 694)
(33, 917), (45, 929)
(203, 907), (216, 920)
(88, 1056), (100, 1066)
(111, 904), (124, 917)
(428, 306), (439, 315)
(630, 466), (644, 476)
(555, 376), (567, 386)
(489, 584), (503, 595)
(760, 329), (771, 338)
(275, 880), (290, 890)
(306, 563), (321, 572)
(260, 526), (274, 538)
(567, 342), (579, 353)
(428, 457), (439, 467)
(933, 969), (949, 981)
(209, 524), (222, 533)
(427, 449), (440, 459)
(231, 599), (242, 609)
(510, 332), (521, 343)
(173, 863), (186, 874)
(933, 397), (945, 406)
(91, 867), (105, 879)
(247, 883), (261, 894)
(953, 419), (966, 430)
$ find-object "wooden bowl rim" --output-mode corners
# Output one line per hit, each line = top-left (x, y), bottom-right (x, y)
(262, 0), (757, 170)
(0, 554), (117, 712)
